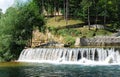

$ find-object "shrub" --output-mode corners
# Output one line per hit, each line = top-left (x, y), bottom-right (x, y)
(65, 36), (75, 45)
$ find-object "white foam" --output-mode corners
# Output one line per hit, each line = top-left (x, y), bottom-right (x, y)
(17, 48), (120, 65)
(17, 58), (120, 66)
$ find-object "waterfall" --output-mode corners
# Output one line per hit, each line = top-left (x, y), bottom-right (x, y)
(18, 48), (120, 64)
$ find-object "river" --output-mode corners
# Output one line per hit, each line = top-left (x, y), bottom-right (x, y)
(0, 62), (120, 77)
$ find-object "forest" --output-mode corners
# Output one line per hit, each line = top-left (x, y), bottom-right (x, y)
(0, 0), (120, 61)
(34, 0), (120, 29)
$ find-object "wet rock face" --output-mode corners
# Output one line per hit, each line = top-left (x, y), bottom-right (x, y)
(108, 58), (114, 63)
(105, 56), (114, 63)
(78, 58), (87, 63)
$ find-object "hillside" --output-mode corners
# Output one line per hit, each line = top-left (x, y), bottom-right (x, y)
(32, 16), (113, 47)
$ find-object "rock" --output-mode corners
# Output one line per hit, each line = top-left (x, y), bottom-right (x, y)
(80, 38), (89, 46)
(105, 56), (114, 63)
(74, 37), (80, 46)
(39, 41), (64, 48)
(117, 31), (120, 36)
(64, 43), (71, 47)
(76, 36), (120, 46)
(57, 57), (65, 62)
(55, 44), (64, 47)
(90, 24), (105, 29)
(79, 58), (88, 63)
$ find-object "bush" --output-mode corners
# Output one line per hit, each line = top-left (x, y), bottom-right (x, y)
(47, 26), (57, 34)
(65, 36), (75, 45)
(57, 29), (68, 36)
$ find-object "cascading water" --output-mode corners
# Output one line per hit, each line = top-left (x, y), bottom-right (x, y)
(18, 48), (120, 65)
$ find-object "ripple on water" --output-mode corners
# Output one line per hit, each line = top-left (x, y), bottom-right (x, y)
(0, 63), (120, 77)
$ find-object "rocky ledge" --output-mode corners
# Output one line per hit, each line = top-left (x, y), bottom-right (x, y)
(75, 36), (120, 46)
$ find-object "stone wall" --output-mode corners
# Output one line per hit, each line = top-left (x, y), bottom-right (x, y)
(77, 36), (120, 46)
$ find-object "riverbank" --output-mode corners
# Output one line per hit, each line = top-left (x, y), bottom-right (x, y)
(32, 16), (115, 47)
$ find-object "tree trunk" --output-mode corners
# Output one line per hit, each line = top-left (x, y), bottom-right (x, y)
(95, 16), (98, 31)
(51, 2), (54, 16)
(104, 0), (107, 26)
(95, 8), (98, 31)
(93, 0), (98, 30)
(66, 0), (69, 26)
(42, 0), (44, 14)
(57, 0), (60, 16)
(115, 0), (118, 20)
(64, 0), (66, 20)
(47, 0), (49, 17)
(54, 1), (56, 21)
(88, 7), (90, 30)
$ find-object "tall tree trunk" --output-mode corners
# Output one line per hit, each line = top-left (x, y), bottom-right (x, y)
(47, 0), (49, 17)
(82, 8), (85, 21)
(57, 0), (60, 16)
(51, 1), (54, 16)
(64, 0), (66, 20)
(42, 0), (44, 14)
(54, 1), (56, 21)
(104, 0), (107, 26)
(93, 0), (98, 30)
(88, 7), (90, 30)
(115, 0), (118, 19)
(66, 0), (69, 26)
(95, 8), (98, 31)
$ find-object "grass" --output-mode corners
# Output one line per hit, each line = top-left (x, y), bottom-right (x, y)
(78, 28), (112, 38)
(45, 16), (113, 45)
(46, 16), (84, 28)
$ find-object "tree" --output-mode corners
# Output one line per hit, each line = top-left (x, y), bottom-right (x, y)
(0, 9), (3, 18)
(66, 0), (69, 26)
(92, 0), (99, 30)
(0, 1), (45, 61)
(104, 0), (107, 26)
(11, 1), (44, 58)
(81, 0), (92, 30)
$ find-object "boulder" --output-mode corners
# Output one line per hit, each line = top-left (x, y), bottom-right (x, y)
(105, 56), (114, 63)
(74, 37), (80, 46)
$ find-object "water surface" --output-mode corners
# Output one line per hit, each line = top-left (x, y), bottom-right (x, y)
(0, 62), (120, 77)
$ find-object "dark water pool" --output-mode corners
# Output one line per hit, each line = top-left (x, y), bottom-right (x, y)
(0, 62), (120, 77)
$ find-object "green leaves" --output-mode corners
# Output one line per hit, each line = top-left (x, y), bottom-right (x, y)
(0, 0), (45, 61)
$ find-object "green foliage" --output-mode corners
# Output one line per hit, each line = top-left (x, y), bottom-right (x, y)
(95, 29), (111, 36)
(37, 0), (120, 29)
(0, 8), (2, 19)
(57, 29), (81, 36)
(65, 36), (75, 45)
(47, 26), (57, 34)
(0, 1), (45, 61)
(0, 0), (120, 61)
